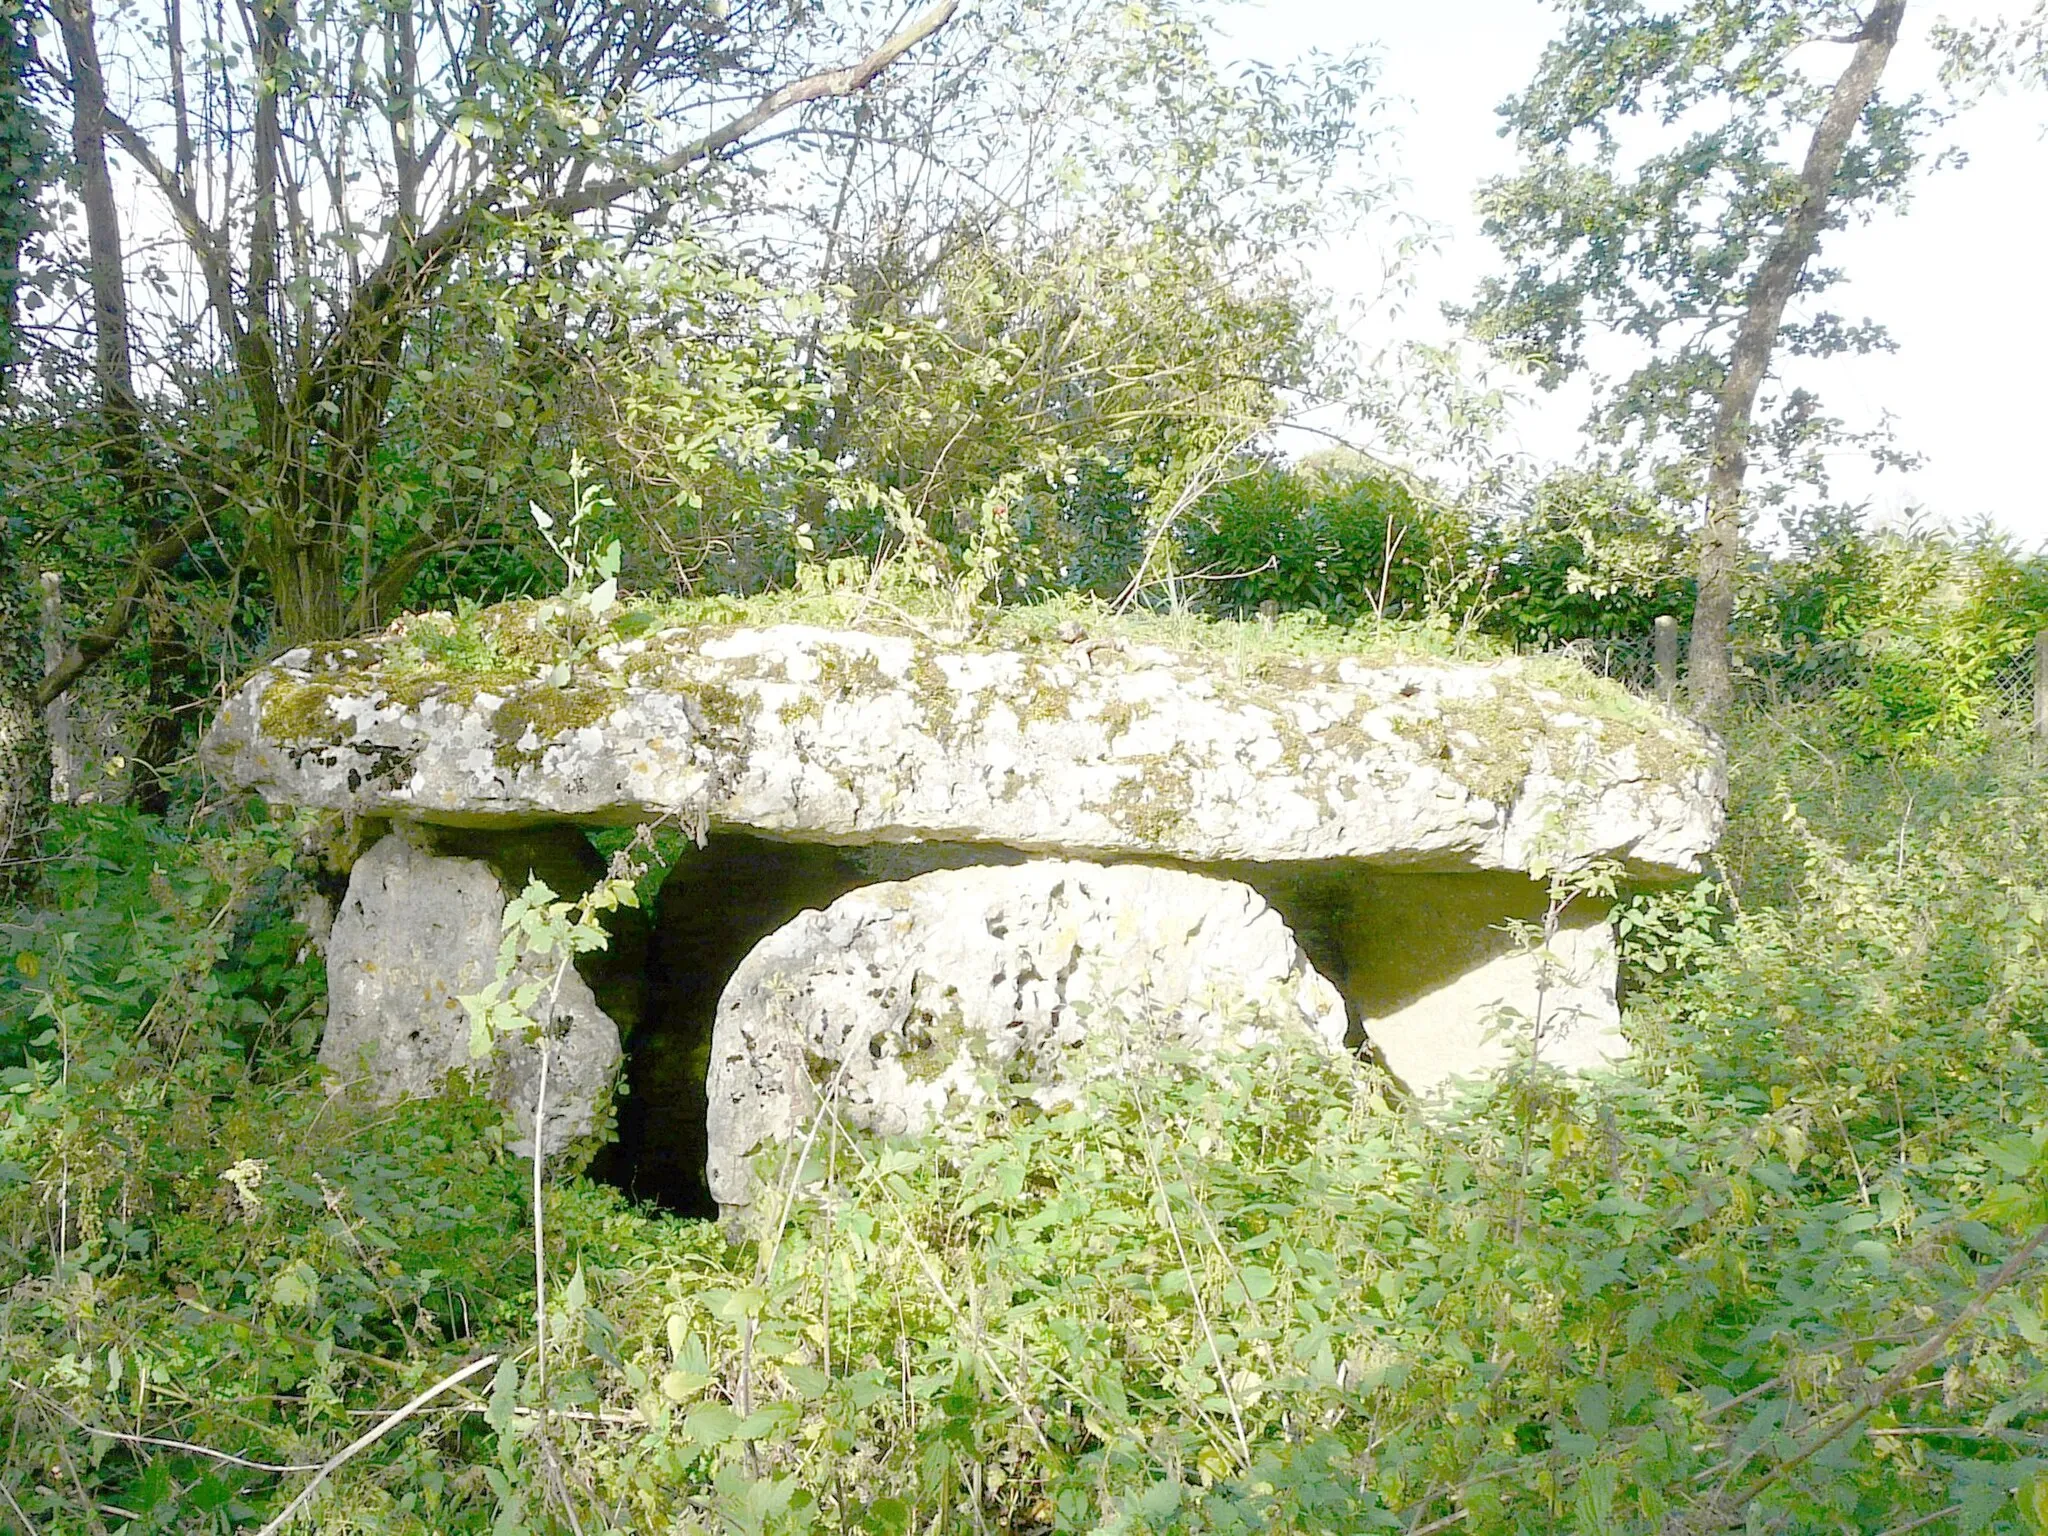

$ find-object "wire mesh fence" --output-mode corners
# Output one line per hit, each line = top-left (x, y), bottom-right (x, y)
(1549, 635), (1664, 697)
(1547, 627), (2042, 724)
(1993, 650), (2036, 721)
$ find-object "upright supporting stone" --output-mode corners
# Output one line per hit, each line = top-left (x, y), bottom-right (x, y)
(2034, 629), (2048, 745)
(39, 573), (72, 803)
(705, 860), (1349, 1218)
(323, 825), (629, 1159)
(1340, 872), (1622, 1093)
(1654, 615), (1679, 705)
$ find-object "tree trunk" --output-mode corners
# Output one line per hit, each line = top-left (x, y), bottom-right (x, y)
(131, 599), (194, 816)
(0, 0), (35, 388)
(40, 573), (73, 802)
(52, 0), (213, 802)
(0, 0), (46, 899)
(0, 535), (46, 901)
(51, 0), (150, 501)
(268, 537), (348, 645)
(1686, 0), (1906, 722)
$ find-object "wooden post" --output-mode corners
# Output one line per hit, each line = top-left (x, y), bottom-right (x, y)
(2034, 629), (2048, 745)
(39, 573), (73, 804)
(1653, 616), (1679, 705)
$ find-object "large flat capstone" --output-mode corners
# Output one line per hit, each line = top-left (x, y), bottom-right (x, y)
(203, 606), (1721, 880)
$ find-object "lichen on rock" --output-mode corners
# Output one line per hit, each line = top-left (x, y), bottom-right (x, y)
(703, 859), (1350, 1217)
(204, 598), (1722, 879)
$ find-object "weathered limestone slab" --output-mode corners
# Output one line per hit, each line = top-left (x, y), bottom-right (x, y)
(1340, 872), (1622, 1093)
(704, 860), (1348, 1215)
(203, 605), (1721, 880)
(323, 825), (627, 1158)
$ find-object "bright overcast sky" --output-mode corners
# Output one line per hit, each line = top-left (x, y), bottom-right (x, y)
(1215, 1), (2048, 546)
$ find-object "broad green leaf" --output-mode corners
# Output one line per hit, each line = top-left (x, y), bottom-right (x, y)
(487, 1358), (520, 1435)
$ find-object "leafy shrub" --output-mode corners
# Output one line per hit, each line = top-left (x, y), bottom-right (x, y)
(10, 724), (2048, 1533)
(1186, 462), (1469, 621)
(1756, 517), (2048, 761)
(1478, 469), (1694, 647)
(0, 809), (537, 1532)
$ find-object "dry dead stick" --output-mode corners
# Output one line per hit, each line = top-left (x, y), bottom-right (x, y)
(0, 1476), (42, 1535)
(254, 1353), (500, 1535)
(8, 1379), (323, 1473)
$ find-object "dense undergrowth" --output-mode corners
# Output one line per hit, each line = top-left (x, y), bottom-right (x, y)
(6, 706), (2048, 1532)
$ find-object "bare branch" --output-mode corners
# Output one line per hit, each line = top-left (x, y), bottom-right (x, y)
(550, 0), (962, 219)
(38, 510), (211, 707)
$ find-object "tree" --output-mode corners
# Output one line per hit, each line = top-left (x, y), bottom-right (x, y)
(384, 2), (1391, 608)
(806, 231), (1321, 599)
(1466, 0), (1929, 720)
(702, 0), (1391, 604)
(0, 0), (46, 892)
(1939, 3), (2048, 93)
(29, 0), (960, 710)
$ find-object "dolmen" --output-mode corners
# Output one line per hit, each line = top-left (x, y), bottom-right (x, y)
(202, 599), (1723, 1219)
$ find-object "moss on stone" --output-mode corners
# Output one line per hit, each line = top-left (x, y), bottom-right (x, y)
(907, 656), (958, 740)
(1399, 691), (1545, 807)
(258, 676), (357, 746)
(687, 681), (755, 738)
(1012, 665), (1079, 729)
(768, 645), (897, 730)
(812, 646), (892, 696)
(896, 988), (975, 1083)
(490, 683), (625, 770)
(1106, 756), (1194, 846)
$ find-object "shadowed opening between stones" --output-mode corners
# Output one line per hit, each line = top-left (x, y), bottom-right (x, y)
(575, 829), (1582, 1219)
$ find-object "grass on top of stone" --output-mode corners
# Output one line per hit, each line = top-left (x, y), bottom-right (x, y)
(644, 562), (1511, 669)
(254, 566), (1704, 779)
(634, 573), (1695, 761)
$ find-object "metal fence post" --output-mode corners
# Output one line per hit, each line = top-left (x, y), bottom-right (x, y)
(1653, 616), (1679, 705)
(2035, 629), (2048, 745)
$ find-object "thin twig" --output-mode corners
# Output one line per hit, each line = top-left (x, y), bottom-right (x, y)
(1868, 1424), (2048, 1446)
(0, 1477), (42, 1536)
(9, 1381), (322, 1473)
(254, 1354), (500, 1536)
(1873, 1504), (1964, 1536)
(1694, 1373), (1786, 1424)
(346, 1402), (643, 1427)
(1407, 1510), (1469, 1536)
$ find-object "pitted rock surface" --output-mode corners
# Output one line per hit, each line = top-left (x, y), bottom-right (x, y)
(703, 859), (1348, 1214)
(203, 609), (1722, 879)
(323, 828), (622, 1158)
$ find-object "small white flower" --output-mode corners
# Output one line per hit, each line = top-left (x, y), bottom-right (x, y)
(219, 1158), (268, 1216)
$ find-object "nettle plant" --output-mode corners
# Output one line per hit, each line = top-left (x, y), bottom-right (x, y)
(459, 832), (653, 1530)
(529, 453), (626, 671)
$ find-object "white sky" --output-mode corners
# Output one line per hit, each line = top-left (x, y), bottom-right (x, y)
(1215, 1), (2048, 546)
